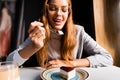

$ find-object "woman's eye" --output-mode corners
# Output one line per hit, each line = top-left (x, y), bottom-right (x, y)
(49, 6), (56, 11)
(62, 8), (69, 12)
(62, 9), (68, 12)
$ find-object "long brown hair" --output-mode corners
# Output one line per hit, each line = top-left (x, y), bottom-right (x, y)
(36, 0), (76, 67)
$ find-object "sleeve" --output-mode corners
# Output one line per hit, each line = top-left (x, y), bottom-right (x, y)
(6, 38), (31, 66)
(82, 28), (113, 68)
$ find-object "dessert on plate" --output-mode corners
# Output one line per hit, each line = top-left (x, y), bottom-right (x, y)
(60, 66), (76, 80)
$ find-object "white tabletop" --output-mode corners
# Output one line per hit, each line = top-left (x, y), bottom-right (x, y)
(20, 66), (120, 80)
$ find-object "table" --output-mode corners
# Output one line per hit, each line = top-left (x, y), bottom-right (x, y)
(20, 66), (120, 80)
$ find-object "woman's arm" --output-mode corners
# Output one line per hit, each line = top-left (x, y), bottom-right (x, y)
(6, 21), (46, 66)
(19, 21), (45, 59)
(18, 42), (40, 59)
(81, 27), (113, 68)
(6, 38), (32, 65)
(44, 58), (90, 68)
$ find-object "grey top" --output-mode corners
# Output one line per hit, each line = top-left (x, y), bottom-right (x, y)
(6, 25), (113, 68)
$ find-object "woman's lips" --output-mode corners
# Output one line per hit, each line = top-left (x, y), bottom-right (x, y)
(53, 19), (63, 25)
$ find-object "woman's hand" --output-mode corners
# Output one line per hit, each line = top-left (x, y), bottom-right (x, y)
(45, 59), (74, 69)
(28, 21), (46, 49)
(18, 21), (46, 59)
(44, 58), (90, 69)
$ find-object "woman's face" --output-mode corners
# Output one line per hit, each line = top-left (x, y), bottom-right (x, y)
(47, 0), (69, 30)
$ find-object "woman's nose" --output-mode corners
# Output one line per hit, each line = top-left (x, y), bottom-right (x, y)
(56, 9), (62, 15)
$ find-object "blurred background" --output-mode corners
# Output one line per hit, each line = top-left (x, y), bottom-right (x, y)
(0, 0), (120, 67)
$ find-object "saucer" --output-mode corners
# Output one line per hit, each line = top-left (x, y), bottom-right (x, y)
(40, 68), (89, 80)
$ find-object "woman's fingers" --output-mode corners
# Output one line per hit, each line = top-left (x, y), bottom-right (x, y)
(29, 21), (45, 38)
(28, 21), (44, 33)
(28, 21), (46, 48)
(29, 28), (45, 41)
(29, 27), (38, 37)
(45, 59), (64, 68)
(45, 59), (74, 69)
(30, 35), (44, 48)
(47, 64), (60, 69)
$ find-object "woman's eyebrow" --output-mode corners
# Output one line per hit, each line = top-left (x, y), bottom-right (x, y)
(48, 3), (68, 7)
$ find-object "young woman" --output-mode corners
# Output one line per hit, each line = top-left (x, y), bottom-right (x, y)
(7, 0), (113, 68)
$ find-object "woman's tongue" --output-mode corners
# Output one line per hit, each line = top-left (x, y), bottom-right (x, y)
(54, 19), (62, 25)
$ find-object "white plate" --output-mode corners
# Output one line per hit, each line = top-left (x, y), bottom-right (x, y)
(40, 68), (89, 80)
